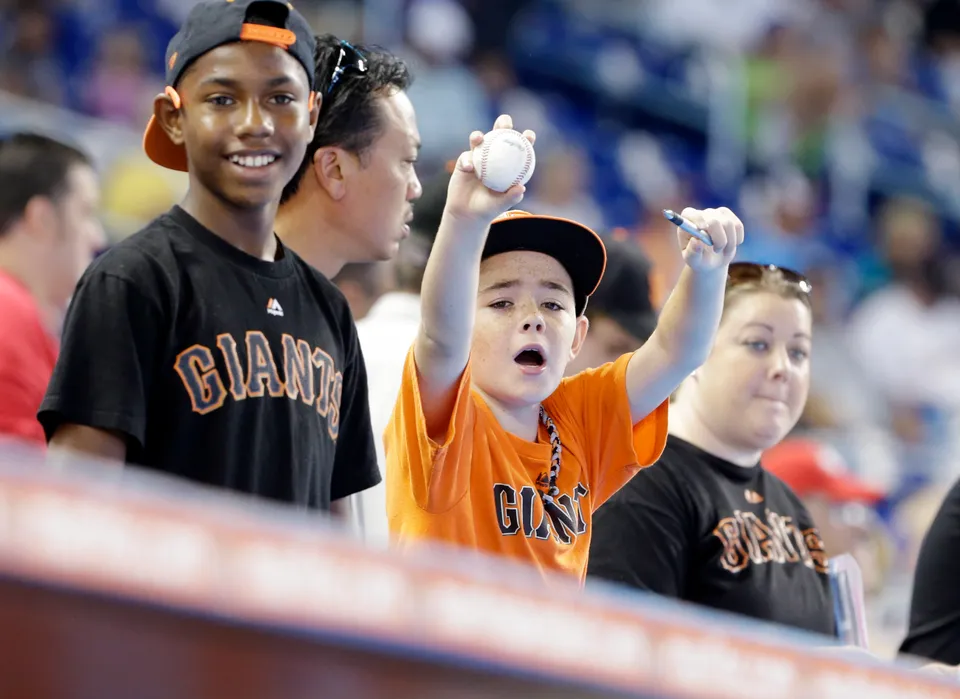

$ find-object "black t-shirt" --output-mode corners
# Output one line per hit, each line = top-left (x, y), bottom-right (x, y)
(900, 479), (960, 664)
(39, 206), (380, 510)
(587, 435), (835, 637)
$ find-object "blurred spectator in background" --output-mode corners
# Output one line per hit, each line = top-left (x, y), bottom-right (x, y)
(0, 3), (65, 106)
(277, 35), (422, 278)
(801, 256), (880, 432)
(797, 251), (901, 498)
(403, 0), (489, 168)
(736, 168), (830, 273)
(82, 27), (156, 128)
(521, 143), (604, 232)
(332, 261), (395, 321)
(99, 152), (188, 242)
(920, 0), (960, 112)
(0, 132), (104, 445)
(847, 197), (960, 488)
(564, 237), (657, 376)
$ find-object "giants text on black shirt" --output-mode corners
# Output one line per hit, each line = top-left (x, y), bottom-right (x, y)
(39, 206), (380, 510)
(587, 435), (835, 637)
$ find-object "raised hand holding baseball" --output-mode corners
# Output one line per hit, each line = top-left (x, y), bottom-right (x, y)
(445, 114), (536, 226)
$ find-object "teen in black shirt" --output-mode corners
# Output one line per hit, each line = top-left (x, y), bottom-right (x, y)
(39, 0), (380, 511)
(588, 263), (835, 637)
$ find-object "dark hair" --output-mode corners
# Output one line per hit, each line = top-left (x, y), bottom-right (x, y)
(0, 133), (92, 236)
(584, 238), (658, 343)
(280, 34), (412, 204)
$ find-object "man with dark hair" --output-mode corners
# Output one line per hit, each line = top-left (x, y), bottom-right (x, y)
(0, 133), (104, 444)
(276, 35), (423, 277)
(564, 238), (659, 376)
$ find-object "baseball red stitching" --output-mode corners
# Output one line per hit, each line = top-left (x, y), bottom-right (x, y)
(513, 137), (533, 188)
(480, 135), (491, 184)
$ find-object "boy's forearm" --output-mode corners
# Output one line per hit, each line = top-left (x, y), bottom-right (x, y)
(655, 265), (728, 369)
(624, 265), (729, 421)
(416, 211), (489, 369)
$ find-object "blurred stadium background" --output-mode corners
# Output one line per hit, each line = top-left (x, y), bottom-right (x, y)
(4, 0), (960, 661)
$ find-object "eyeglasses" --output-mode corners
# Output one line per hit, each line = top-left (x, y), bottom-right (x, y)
(727, 262), (812, 295)
(327, 40), (367, 94)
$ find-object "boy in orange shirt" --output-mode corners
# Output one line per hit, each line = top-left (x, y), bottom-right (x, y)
(385, 116), (744, 582)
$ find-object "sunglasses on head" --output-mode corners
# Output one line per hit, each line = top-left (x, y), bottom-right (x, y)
(327, 40), (367, 94)
(727, 262), (812, 295)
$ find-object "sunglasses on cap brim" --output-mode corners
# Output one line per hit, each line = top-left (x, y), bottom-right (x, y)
(727, 262), (812, 295)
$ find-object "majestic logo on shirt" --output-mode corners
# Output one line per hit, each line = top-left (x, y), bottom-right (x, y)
(744, 489), (764, 504)
(266, 298), (284, 317)
(493, 482), (589, 545)
(713, 509), (827, 575)
(173, 331), (342, 439)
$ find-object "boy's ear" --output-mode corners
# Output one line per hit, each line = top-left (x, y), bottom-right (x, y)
(155, 88), (185, 147)
(568, 314), (590, 360)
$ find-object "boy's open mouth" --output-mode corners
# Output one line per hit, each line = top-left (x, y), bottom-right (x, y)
(514, 347), (545, 367)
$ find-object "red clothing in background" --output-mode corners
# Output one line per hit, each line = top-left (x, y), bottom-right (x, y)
(0, 270), (58, 444)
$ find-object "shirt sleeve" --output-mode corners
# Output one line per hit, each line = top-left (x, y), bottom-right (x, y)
(329, 316), (382, 501)
(899, 480), (960, 665)
(548, 353), (669, 508)
(37, 270), (165, 451)
(587, 462), (693, 597)
(384, 347), (476, 514)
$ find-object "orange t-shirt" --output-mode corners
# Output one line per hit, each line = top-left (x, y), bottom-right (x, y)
(384, 349), (668, 583)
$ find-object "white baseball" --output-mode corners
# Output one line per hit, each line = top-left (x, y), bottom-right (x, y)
(472, 129), (536, 193)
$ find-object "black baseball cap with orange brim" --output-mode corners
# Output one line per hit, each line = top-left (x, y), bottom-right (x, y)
(483, 210), (607, 317)
(143, 0), (318, 172)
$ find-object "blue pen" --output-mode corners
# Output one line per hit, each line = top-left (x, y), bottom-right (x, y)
(662, 209), (714, 247)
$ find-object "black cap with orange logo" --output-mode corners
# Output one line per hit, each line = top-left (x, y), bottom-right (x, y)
(483, 211), (607, 317)
(143, 0), (317, 172)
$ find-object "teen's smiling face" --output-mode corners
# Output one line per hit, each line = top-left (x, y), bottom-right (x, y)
(168, 41), (317, 209)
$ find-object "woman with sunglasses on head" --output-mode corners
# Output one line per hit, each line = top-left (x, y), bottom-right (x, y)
(587, 263), (836, 637)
